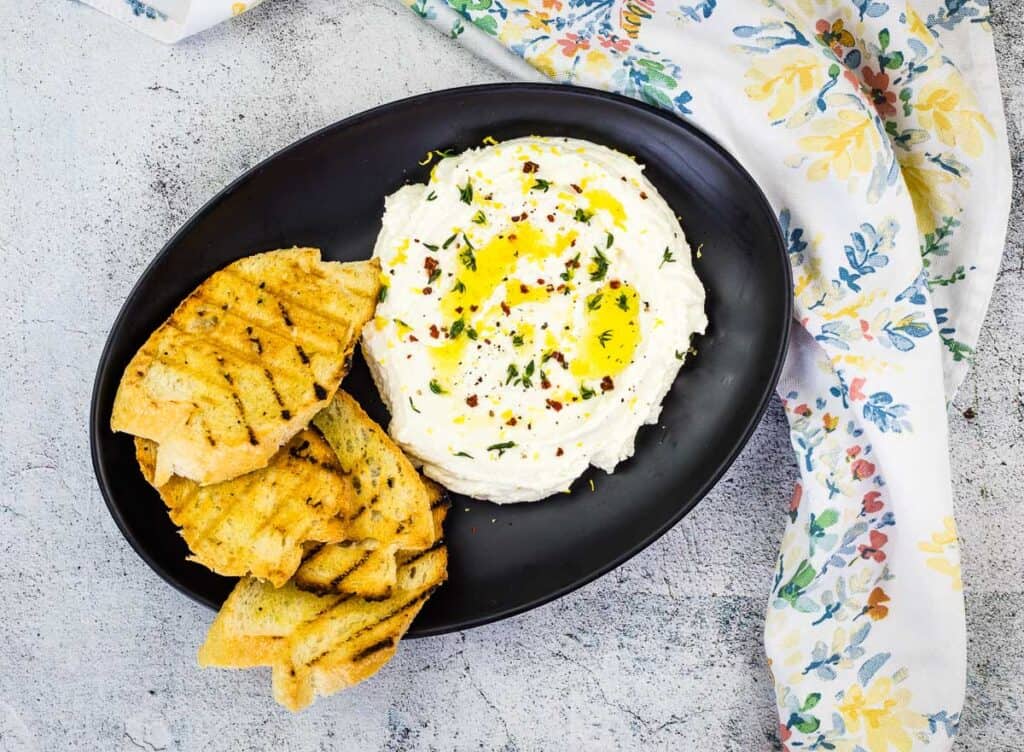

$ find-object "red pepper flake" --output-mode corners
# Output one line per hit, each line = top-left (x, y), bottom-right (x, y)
(484, 338), (492, 345)
(546, 399), (563, 411)
(519, 283), (529, 294)
(546, 214), (555, 222)
(506, 417), (518, 426)
(424, 256), (439, 274)
(565, 256), (580, 269)
(601, 376), (614, 392)
(541, 379), (551, 390)
(470, 304), (479, 312)
(556, 447), (564, 457)
(408, 334), (418, 342)
(523, 160), (540, 174)
(429, 324), (440, 339)
(508, 233), (518, 240)
(510, 214), (526, 223)
(423, 286), (432, 295)
(609, 279), (621, 290)
(466, 395), (478, 407)
(640, 191), (648, 200)
(536, 278), (545, 285)
(556, 284), (567, 293)
(455, 306), (464, 314)
(570, 183), (582, 193)
(545, 284), (555, 293)
(551, 350), (566, 367)
(500, 302), (511, 316)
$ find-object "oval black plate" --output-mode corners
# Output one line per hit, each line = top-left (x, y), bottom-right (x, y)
(91, 84), (790, 637)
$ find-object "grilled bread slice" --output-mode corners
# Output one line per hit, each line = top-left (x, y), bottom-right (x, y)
(135, 429), (355, 587)
(293, 480), (448, 598)
(199, 500), (448, 711)
(312, 390), (434, 552)
(271, 542), (446, 711)
(112, 248), (380, 486)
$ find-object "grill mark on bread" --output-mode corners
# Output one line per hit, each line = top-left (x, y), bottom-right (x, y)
(295, 344), (311, 365)
(307, 588), (437, 666)
(351, 637), (395, 663)
(397, 539), (445, 567)
(229, 391), (259, 446)
(313, 383), (328, 401)
(295, 549), (372, 595)
(191, 291), (342, 359)
(278, 301), (294, 327)
(264, 368), (286, 408)
(220, 269), (361, 331)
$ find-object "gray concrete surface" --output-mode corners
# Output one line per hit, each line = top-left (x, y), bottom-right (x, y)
(0, 1), (1020, 749)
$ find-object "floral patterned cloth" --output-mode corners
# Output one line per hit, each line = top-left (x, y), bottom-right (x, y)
(81, 0), (264, 43)
(87, 0), (1012, 747)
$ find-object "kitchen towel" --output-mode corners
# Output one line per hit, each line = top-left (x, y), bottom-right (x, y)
(84, 0), (1012, 747)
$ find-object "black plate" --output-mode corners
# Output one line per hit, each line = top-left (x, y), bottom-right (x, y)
(91, 84), (790, 637)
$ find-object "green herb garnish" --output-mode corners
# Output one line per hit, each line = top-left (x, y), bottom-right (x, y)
(429, 379), (445, 394)
(590, 248), (609, 282)
(660, 247), (676, 267)
(449, 318), (465, 339)
(574, 208), (593, 223)
(378, 286), (388, 303)
(580, 384), (596, 400)
(522, 359), (535, 388)
(531, 178), (552, 192)
(487, 441), (516, 456)
(426, 190), (437, 202)
(587, 293), (603, 311)
(471, 210), (487, 225)
(452, 279), (466, 294)
(459, 246), (477, 271)
(467, 326), (479, 340)
(606, 232), (614, 249)
(512, 334), (524, 347)
(423, 243), (439, 252)
(505, 364), (519, 385)
(428, 267), (441, 284)
(453, 450), (474, 458)
(616, 293), (629, 311)
(458, 180), (473, 204)
(409, 396), (421, 413)
(597, 330), (613, 348)
(442, 233), (458, 249)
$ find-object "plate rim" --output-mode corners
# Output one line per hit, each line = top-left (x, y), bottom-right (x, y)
(90, 82), (792, 635)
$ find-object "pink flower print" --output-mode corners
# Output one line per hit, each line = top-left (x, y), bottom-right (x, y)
(598, 34), (631, 52)
(862, 490), (884, 514)
(847, 445), (862, 459)
(851, 458), (876, 480)
(557, 32), (590, 57)
(849, 376), (867, 401)
(858, 529), (888, 561)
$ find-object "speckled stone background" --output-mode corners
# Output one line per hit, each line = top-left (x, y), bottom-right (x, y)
(1, 2), (1021, 750)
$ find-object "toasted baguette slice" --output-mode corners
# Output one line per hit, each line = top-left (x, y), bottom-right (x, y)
(113, 248), (380, 486)
(271, 542), (447, 711)
(293, 480), (449, 598)
(312, 391), (434, 552)
(136, 429), (355, 586)
(199, 491), (448, 711)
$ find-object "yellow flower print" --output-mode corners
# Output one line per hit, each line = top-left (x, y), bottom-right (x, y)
(904, 6), (938, 50)
(583, 50), (613, 75)
(838, 677), (926, 752)
(231, 2), (247, 15)
(918, 516), (962, 591)
(915, 74), (994, 158)
(527, 43), (561, 79)
(900, 152), (962, 234)
(799, 109), (881, 182)
(744, 47), (826, 121)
